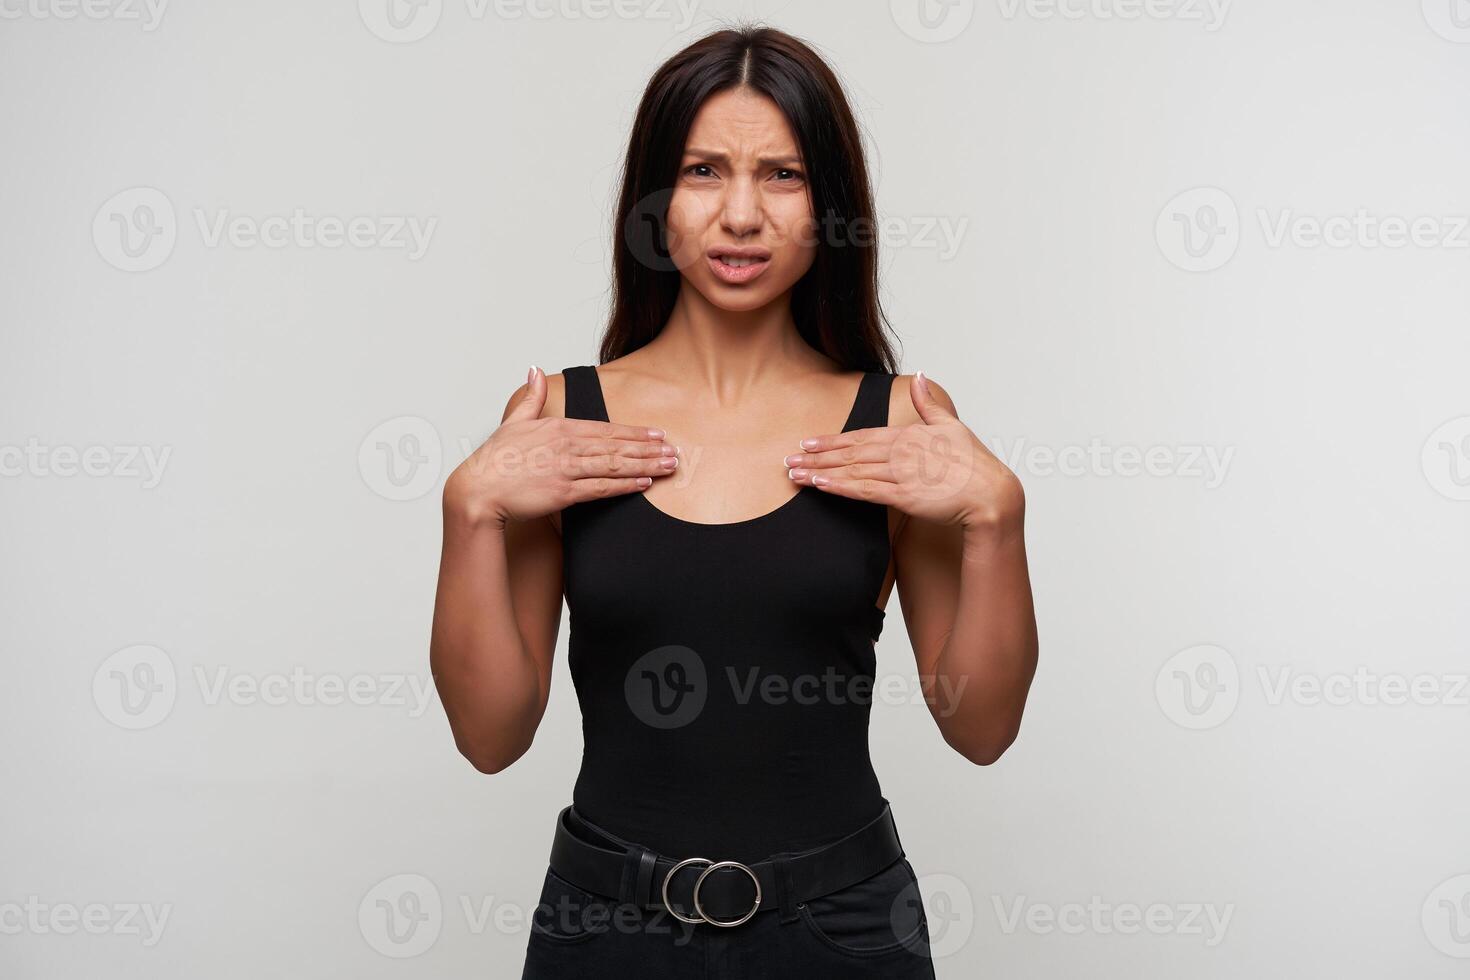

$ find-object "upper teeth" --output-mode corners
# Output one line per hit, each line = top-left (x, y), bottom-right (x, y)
(721, 256), (761, 267)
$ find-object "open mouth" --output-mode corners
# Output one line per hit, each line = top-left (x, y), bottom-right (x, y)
(707, 248), (772, 284)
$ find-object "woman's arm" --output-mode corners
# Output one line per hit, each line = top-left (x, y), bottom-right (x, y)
(429, 369), (673, 773)
(429, 380), (564, 774)
(890, 377), (1038, 765)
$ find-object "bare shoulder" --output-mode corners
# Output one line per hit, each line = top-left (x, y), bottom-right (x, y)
(886, 372), (960, 427)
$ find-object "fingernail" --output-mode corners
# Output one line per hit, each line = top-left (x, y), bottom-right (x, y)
(528, 364), (537, 383)
(647, 428), (665, 439)
(800, 438), (819, 450)
(784, 454), (802, 466)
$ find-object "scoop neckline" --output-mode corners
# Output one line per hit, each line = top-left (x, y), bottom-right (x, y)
(588, 365), (870, 530)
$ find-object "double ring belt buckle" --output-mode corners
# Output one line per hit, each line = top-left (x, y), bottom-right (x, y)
(661, 856), (761, 927)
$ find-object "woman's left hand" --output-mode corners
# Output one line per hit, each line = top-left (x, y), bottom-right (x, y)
(784, 372), (1024, 530)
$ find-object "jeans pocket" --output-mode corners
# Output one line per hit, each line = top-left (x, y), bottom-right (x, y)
(529, 867), (611, 945)
(796, 857), (929, 958)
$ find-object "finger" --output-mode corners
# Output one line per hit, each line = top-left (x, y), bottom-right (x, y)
(910, 370), (954, 426)
(789, 460), (894, 485)
(567, 452), (679, 481)
(784, 438), (889, 470)
(803, 472), (900, 505)
(505, 364), (548, 422)
(564, 475), (656, 503)
(561, 417), (668, 442)
(567, 437), (677, 460)
(794, 425), (896, 455)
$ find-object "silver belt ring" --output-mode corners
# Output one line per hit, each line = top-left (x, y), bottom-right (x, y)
(693, 860), (762, 928)
(661, 857), (712, 925)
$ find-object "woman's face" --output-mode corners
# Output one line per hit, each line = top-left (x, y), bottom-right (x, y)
(664, 86), (817, 313)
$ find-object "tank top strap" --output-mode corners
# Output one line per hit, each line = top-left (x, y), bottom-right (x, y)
(841, 370), (895, 433)
(562, 364), (609, 423)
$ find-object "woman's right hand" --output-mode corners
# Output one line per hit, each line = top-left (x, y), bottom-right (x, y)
(443, 366), (678, 528)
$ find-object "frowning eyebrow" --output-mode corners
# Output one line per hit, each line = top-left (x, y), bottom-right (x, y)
(683, 147), (804, 168)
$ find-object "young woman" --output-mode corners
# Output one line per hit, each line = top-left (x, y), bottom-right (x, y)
(431, 25), (1038, 979)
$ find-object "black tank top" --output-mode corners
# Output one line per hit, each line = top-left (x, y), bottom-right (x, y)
(559, 364), (895, 864)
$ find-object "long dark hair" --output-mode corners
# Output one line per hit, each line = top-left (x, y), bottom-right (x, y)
(601, 24), (899, 374)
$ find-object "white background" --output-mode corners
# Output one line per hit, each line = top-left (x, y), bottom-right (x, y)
(3, 0), (1469, 977)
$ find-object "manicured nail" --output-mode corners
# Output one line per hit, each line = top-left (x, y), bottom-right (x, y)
(647, 427), (665, 439)
(528, 365), (537, 383)
(784, 454), (802, 466)
(811, 474), (829, 486)
(789, 468), (807, 480)
(800, 438), (819, 450)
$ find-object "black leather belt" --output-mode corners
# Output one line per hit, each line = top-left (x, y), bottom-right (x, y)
(547, 800), (905, 928)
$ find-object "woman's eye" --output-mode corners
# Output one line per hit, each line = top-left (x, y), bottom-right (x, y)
(774, 168), (804, 182)
(685, 164), (714, 178)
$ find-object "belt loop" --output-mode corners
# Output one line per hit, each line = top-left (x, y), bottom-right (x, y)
(617, 845), (645, 907)
(773, 854), (800, 924)
(634, 848), (659, 910)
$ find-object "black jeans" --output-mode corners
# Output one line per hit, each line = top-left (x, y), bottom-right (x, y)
(519, 817), (938, 979)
